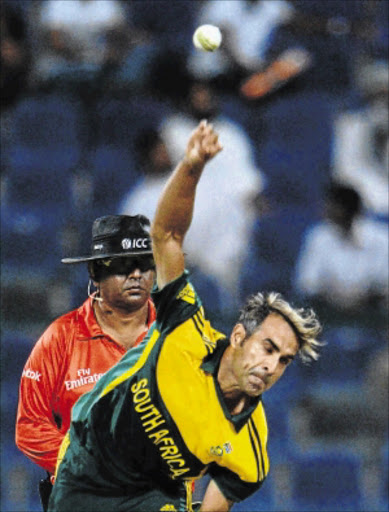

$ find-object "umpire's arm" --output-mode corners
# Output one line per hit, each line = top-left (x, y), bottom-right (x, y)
(150, 120), (222, 290)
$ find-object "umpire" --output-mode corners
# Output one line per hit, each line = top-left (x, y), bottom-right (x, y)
(16, 214), (156, 511)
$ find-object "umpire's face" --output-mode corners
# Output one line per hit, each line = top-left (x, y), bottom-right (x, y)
(94, 257), (155, 313)
(230, 313), (299, 397)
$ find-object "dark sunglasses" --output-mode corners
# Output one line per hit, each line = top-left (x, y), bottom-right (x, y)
(96, 256), (155, 275)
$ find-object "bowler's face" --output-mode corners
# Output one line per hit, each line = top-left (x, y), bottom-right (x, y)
(232, 313), (299, 397)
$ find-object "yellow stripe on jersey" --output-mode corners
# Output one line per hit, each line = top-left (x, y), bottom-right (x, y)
(184, 480), (194, 512)
(54, 431), (71, 479)
(192, 309), (223, 354)
(176, 283), (196, 304)
(249, 410), (269, 478)
(156, 320), (268, 484)
(248, 418), (269, 481)
(100, 329), (160, 398)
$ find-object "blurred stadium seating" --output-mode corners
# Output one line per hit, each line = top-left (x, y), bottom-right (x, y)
(4, 92), (86, 173)
(239, 206), (319, 298)
(289, 448), (364, 511)
(307, 326), (385, 397)
(1, 329), (44, 512)
(232, 472), (276, 511)
(1, 1), (387, 510)
(381, 440), (389, 510)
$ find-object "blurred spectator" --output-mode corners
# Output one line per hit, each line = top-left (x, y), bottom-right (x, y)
(160, 78), (264, 309)
(234, 3), (379, 302)
(31, 0), (127, 91)
(332, 60), (389, 221)
(294, 182), (389, 316)
(131, 0), (199, 56)
(119, 128), (173, 222)
(96, 23), (157, 95)
(237, 1), (365, 222)
(241, 0), (378, 102)
(119, 127), (224, 323)
(188, 0), (293, 91)
(121, 76), (264, 309)
(0, 1), (31, 111)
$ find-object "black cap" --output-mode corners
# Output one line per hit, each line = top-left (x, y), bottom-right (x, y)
(61, 215), (153, 264)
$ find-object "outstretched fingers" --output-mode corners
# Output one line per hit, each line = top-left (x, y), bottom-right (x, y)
(200, 120), (223, 161)
(185, 120), (223, 167)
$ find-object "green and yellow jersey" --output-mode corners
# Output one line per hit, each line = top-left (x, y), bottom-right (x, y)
(49, 272), (269, 512)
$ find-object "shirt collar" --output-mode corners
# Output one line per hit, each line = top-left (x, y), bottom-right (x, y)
(77, 297), (156, 342)
(201, 338), (262, 432)
(77, 296), (102, 339)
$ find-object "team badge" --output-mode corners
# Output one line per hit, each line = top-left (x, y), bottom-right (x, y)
(176, 283), (196, 304)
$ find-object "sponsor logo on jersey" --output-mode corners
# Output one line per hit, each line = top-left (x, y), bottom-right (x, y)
(160, 505), (177, 511)
(210, 442), (233, 456)
(176, 283), (196, 304)
(65, 368), (105, 390)
(22, 368), (42, 381)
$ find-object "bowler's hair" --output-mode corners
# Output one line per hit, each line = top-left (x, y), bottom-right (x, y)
(238, 292), (323, 364)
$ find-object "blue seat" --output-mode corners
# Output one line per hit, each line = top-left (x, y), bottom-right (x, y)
(381, 440), (389, 510)
(4, 92), (77, 219)
(239, 207), (318, 298)
(88, 95), (170, 216)
(86, 145), (138, 217)
(93, 96), (169, 153)
(93, 97), (137, 148)
(1, 337), (46, 509)
(255, 92), (333, 209)
(131, 0), (197, 52)
(219, 94), (252, 133)
(1, 333), (44, 509)
(290, 448), (364, 511)
(0, 331), (35, 439)
(233, 473), (276, 511)
(5, 93), (85, 174)
(0, 442), (43, 512)
(309, 326), (385, 396)
(6, 168), (72, 214)
(262, 362), (303, 463)
(0, 329), (34, 380)
(263, 404), (293, 465)
(1, 202), (63, 274)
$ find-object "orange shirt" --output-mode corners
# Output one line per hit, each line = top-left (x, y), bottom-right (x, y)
(15, 296), (156, 474)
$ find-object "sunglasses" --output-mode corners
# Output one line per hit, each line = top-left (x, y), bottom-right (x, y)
(96, 256), (155, 275)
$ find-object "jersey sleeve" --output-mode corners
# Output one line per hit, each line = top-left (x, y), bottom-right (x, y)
(208, 463), (264, 503)
(152, 271), (202, 334)
(15, 321), (68, 474)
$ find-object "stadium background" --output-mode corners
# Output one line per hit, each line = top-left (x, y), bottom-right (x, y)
(1, 1), (388, 511)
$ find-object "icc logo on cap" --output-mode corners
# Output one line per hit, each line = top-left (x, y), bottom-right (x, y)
(121, 238), (148, 249)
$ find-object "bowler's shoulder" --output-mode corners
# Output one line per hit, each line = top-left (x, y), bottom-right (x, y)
(152, 271), (203, 330)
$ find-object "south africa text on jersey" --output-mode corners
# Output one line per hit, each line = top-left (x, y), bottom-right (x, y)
(131, 378), (191, 479)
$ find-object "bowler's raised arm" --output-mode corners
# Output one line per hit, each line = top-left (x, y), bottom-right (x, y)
(150, 120), (222, 290)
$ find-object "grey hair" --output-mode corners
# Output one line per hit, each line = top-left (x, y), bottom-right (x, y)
(238, 292), (323, 364)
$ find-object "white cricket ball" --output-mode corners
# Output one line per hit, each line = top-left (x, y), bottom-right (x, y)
(193, 24), (222, 52)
